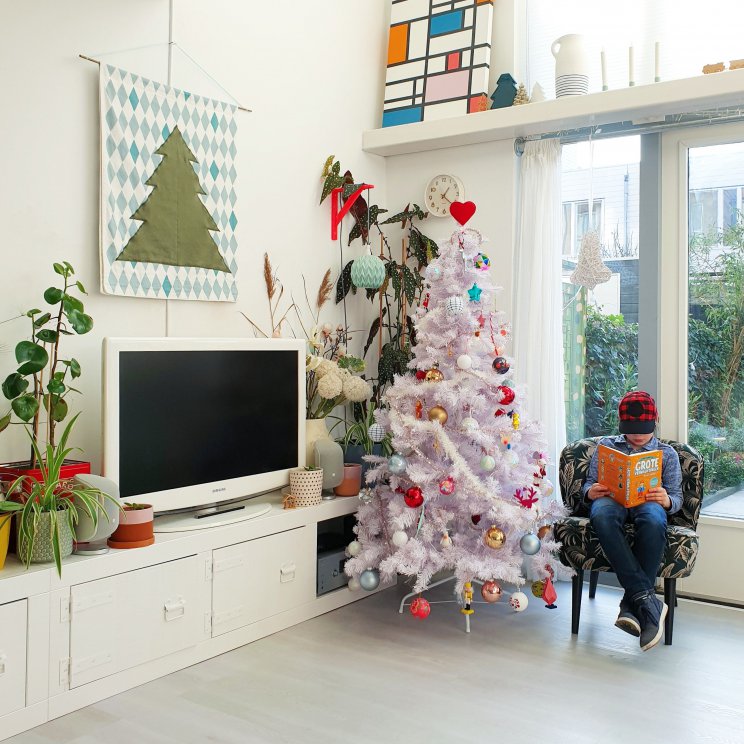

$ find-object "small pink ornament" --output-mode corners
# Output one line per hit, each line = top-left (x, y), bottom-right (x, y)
(439, 476), (456, 496)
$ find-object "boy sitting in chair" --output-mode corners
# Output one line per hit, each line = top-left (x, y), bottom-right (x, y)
(583, 391), (682, 651)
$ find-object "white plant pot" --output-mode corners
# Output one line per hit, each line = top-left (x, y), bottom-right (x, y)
(289, 468), (324, 507)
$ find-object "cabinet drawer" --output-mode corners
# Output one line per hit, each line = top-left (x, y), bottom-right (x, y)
(212, 526), (316, 636)
(0, 600), (27, 717)
(70, 555), (206, 688)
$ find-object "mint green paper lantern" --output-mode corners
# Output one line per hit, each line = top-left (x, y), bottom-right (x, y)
(351, 253), (386, 289)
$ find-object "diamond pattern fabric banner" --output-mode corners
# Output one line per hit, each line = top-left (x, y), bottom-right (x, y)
(100, 65), (238, 301)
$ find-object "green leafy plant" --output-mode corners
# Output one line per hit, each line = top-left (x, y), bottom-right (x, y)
(1, 262), (93, 466)
(336, 402), (391, 456)
(320, 156), (439, 404)
(11, 415), (118, 576)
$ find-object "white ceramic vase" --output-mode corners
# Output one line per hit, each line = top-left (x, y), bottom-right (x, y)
(551, 34), (589, 96)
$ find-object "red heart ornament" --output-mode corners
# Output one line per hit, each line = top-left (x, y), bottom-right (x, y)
(450, 201), (476, 225)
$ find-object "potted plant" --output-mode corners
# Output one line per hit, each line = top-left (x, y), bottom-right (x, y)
(288, 466), (324, 507)
(1, 261), (94, 479)
(338, 402), (391, 481)
(107, 502), (154, 549)
(12, 416), (116, 575)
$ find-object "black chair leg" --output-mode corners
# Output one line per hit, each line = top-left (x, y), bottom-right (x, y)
(571, 569), (584, 635)
(664, 578), (676, 645)
(588, 570), (599, 598)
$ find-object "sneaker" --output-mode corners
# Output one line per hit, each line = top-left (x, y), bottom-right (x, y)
(615, 599), (641, 637)
(633, 590), (668, 652)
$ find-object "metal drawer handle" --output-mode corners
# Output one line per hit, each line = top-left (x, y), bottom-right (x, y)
(0, 653), (6, 675)
(280, 562), (296, 583)
(164, 597), (186, 622)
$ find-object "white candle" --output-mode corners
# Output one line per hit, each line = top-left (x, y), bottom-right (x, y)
(629, 46), (635, 86)
(655, 41), (660, 82)
(601, 49), (608, 90)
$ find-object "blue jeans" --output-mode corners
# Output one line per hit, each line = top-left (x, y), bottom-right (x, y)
(589, 498), (668, 600)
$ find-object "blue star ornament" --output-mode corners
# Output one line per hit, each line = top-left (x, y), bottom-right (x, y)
(468, 283), (483, 302)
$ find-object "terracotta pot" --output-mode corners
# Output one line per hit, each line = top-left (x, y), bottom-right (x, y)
(108, 505), (154, 549)
(334, 463), (362, 497)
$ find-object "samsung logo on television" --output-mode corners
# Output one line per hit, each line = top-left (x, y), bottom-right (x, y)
(212, 487), (227, 493)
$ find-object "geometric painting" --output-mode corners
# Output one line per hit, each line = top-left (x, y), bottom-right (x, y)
(382, 0), (494, 127)
(99, 65), (238, 301)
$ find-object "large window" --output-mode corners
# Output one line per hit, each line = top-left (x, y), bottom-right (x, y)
(562, 136), (640, 441)
(687, 141), (744, 517)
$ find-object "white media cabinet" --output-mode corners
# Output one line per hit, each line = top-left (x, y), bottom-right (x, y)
(0, 493), (380, 740)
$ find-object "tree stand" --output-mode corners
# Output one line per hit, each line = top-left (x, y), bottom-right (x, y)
(398, 575), (485, 633)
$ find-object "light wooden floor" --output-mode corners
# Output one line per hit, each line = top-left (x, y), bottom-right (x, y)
(9, 581), (744, 744)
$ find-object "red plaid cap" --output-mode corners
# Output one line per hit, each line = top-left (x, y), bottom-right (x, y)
(618, 391), (657, 434)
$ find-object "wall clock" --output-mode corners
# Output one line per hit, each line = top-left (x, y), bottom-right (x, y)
(424, 174), (465, 217)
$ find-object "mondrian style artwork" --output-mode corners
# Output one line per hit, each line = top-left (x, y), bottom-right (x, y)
(382, 0), (494, 127)
(99, 65), (238, 302)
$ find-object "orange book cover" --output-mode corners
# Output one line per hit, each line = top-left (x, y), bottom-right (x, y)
(597, 444), (662, 508)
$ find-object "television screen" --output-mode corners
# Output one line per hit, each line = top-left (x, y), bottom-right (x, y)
(117, 349), (299, 499)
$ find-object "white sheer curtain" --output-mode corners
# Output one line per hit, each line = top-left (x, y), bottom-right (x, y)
(513, 139), (565, 485)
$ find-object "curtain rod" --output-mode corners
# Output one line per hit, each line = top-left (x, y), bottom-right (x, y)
(78, 53), (252, 113)
(514, 109), (744, 155)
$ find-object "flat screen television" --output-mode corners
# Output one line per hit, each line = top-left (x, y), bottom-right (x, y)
(103, 337), (306, 522)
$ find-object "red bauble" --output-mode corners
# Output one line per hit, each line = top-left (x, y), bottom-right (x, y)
(471, 514), (482, 525)
(494, 409), (507, 417)
(404, 486), (424, 508)
(497, 385), (515, 405)
(415, 370), (426, 380)
(410, 597), (431, 619)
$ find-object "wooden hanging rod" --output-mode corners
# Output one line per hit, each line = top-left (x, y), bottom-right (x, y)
(78, 54), (252, 112)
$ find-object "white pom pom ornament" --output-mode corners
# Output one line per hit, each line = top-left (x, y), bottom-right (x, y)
(509, 591), (529, 612)
(347, 540), (361, 557)
(456, 354), (472, 370)
(392, 530), (409, 547)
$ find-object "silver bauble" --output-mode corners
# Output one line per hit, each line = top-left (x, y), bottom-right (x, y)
(359, 568), (381, 591)
(388, 453), (408, 474)
(520, 532), (541, 555)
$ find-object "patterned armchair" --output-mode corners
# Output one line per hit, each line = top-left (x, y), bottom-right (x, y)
(554, 437), (703, 645)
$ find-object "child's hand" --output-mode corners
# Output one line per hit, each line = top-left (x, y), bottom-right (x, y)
(587, 483), (611, 500)
(646, 487), (671, 509)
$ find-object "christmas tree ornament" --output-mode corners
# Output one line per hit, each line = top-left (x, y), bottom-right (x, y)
(473, 252), (490, 270)
(480, 454), (496, 471)
(496, 385), (515, 405)
(461, 582), (474, 615)
(456, 354), (473, 370)
(507, 451), (520, 466)
(369, 422), (386, 443)
(460, 416), (479, 434)
(440, 531), (453, 548)
(481, 580), (502, 602)
(484, 525), (506, 549)
(347, 540), (362, 557)
(520, 532), (541, 555)
(439, 476), (456, 496)
(445, 295), (465, 316)
(404, 486), (424, 508)
(422, 293), (430, 310)
(410, 597), (431, 619)
(542, 576), (558, 608)
(428, 405), (448, 424)
(424, 363), (445, 382)
(471, 514), (482, 525)
(570, 230), (611, 289)
(415, 400), (423, 419)
(467, 283), (483, 302)
(513, 82), (530, 105)
(537, 525), (552, 540)
(392, 530), (409, 547)
(541, 479), (554, 497)
(492, 356), (510, 374)
(348, 577), (361, 591)
(512, 412), (520, 430)
(531, 580), (545, 598)
(415, 370), (426, 380)
(351, 253), (386, 289)
(358, 488), (373, 504)
(388, 453), (408, 474)
(509, 591), (529, 611)
(359, 568), (381, 591)
(426, 264), (442, 282)
(514, 487), (539, 508)
(494, 408), (507, 417)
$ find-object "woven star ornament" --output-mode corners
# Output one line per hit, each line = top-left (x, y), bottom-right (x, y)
(570, 230), (611, 290)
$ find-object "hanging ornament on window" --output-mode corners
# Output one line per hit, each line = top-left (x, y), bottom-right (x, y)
(570, 230), (612, 289)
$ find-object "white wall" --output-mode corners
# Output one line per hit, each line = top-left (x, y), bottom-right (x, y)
(0, 0), (388, 469)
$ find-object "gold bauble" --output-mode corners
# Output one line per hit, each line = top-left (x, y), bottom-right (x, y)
(531, 580), (545, 598)
(537, 525), (552, 540)
(428, 405), (448, 424)
(424, 365), (445, 382)
(484, 525), (506, 549)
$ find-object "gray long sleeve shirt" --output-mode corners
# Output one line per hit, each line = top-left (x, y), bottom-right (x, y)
(581, 435), (683, 515)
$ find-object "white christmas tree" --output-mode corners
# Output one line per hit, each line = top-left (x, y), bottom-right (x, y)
(345, 216), (567, 617)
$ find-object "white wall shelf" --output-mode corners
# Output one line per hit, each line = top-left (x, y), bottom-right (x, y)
(363, 71), (744, 156)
